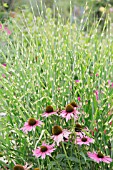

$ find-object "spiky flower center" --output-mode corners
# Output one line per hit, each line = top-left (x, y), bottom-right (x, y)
(40, 146), (48, 152)
(66, 104), (74, 113)
(70, 102), (77, 107)
(52, 125), (62, 135)
(13, 165), (24, 170)
(57, 108), (61, 115)
(28, 118), (37, 126)
(81, 137), (87, 142)
(75, 124), (82, 132)
(46, 106), (54, 113)
(63, 137), (68, 141)
(97, 152), (104, 158)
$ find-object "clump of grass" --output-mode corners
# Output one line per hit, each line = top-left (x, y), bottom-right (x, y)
(0, 1), (113, 170)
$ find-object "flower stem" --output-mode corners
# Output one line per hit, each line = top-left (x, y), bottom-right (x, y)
(62, 143), (72, 170)
(75, 145), (82, 170)
(51, 156), (62, 170)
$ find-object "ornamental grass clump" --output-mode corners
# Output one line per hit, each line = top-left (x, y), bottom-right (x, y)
(0, 2), (113, 169)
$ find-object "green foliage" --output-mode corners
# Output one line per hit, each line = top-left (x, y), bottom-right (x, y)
(0, 4), (113, 170)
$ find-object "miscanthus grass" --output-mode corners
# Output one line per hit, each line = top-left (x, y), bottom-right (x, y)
(0, 1), (113, 170)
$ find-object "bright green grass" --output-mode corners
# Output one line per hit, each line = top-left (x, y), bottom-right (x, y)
(0, 4), (113, 170)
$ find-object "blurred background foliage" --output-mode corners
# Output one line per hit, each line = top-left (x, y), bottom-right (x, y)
(0, 0), (113, 23)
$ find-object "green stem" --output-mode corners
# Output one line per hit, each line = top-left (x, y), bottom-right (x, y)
(62, 143), (72, 170)
(72, 119), (82, 170)
(74, 145), (82, 170)
(51, 156), (62, 170)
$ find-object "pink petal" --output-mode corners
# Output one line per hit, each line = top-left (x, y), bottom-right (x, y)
(0, 24), (2, 30)
(2, 63), (7, 67)
(75, 80), (80, 83)
(78, 97), (81, 101)
(36, 120), (43, 126)
(63, 130), (71, 138)
(102, 157), (112, 163)
(41, 153), (46, 159)
(52, 134), (63, 146)
(42, 111), (57, 117)
(87, 152), (100, 163)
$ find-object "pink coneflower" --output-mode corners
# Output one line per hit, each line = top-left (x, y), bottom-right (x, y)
(75, 123), (83, 132)
(108, 80), (111, 85)
(2, 74), (6, 78)
(0, 24), (2, 30)
(70, 101), (78, 108)
(4, 26), (11, 35)
(42, 106), (57, 118)
(78, 97), (81, 101)
(109, 119), (112, 125)
(87, 151), (112, 163)
(111, 83), (113, 88)
(52, 125), (71, 146)
(0, 24), (11, 35)
(96, 73), (99, 77)
(2, 63), (7, 67)
(70, 101), (82, 110)
(75, 80), (80, 83)
(13, 163), (32, 170)
(20, 118), (43, 133)
(75, 123), (89, 135)
(75, 134), (94, 145)
(33, 142), (55, 159)
(60, 104), (79, 122)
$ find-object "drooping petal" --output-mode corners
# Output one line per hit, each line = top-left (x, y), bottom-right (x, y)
(102, 157), (112, 163)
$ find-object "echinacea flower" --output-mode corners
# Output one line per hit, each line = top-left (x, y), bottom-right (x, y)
(13, 163), (32, 170)
(78, 97), (81, 101)
(75, 80), (80, 83)
(13, 164), (26, 170)
(108, 80), (111, 85)
(33, 142), (55, 159)
(0, 24), (11, 35)
(60, 104), (79, 122)
(74, 123), (88, 135)
(75, 123), (82, 132)
(4, 26), (11, 35)
(20, 118), (43, 133)
(75, 123), (89, 135)
(70, 101), (78, 108)
(0, 24), (2, 30)
(52, 125), (71, 146)
(75, 134), (94, 146)
(111, 83), (113, 88)
(2, 63), (7, 67)
(87, 151), (112, 163)
(42, 106), (57, 117)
